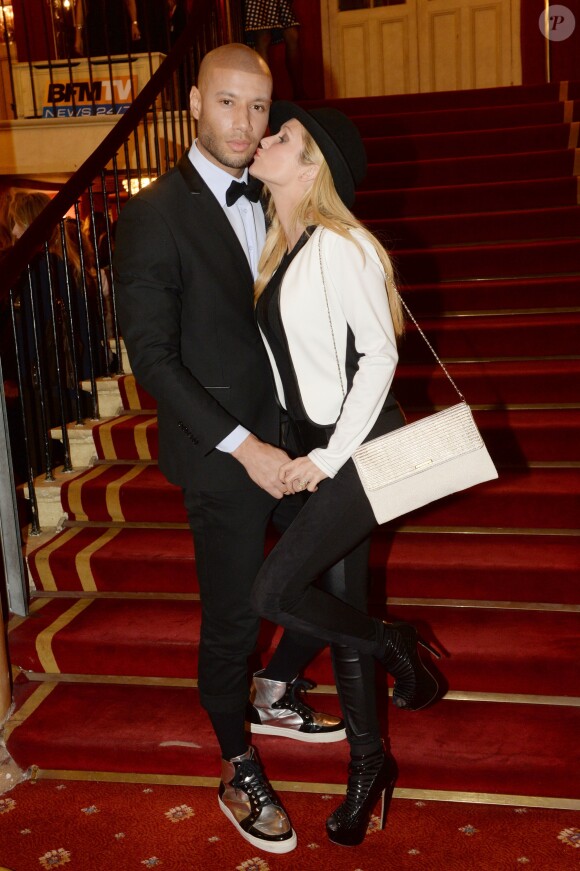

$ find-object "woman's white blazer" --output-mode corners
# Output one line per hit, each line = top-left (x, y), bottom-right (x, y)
(259, 225), (399, 477)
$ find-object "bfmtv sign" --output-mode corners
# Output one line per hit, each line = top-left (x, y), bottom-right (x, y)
(43, 76), (137, 117)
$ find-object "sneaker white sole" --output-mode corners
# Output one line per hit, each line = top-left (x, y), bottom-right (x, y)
(247, 722), (347, 743)
(218, 796), (297, 854)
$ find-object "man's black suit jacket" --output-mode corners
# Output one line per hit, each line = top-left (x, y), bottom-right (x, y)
(114, 154), (280, 491)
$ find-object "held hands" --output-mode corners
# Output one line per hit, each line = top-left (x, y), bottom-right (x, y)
(232, 435), (328, 498)
(279, 457), (328, 495)
(232, 434), (291, 499)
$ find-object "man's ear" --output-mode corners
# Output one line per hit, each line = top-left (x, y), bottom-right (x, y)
(189, 86), (201, 120)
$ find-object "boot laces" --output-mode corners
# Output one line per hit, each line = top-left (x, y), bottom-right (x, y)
(381, 626), (417, 700)
(232, 758), (276, 809)
(333, 752), (385, 822)
(275, 677), (316, 722)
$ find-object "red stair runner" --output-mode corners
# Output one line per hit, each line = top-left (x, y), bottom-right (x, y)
(365, 123), (573, 162)
(401, 276), (580, 315)
(57, 462), (580, 528)
(358, 178), (579, 219)
(9, 597), (579, 698)
(27, 528), (580, 604)
(89, 409), (580, 465)
(8, 81), (580, 808)
(115, 358), (580, 411)
(352, 101), (567, 138)
(402, 313), (580, 360)
(7, 680), (579, 800)
(371, 206), (580, 251)
(363, 149), (577, 190)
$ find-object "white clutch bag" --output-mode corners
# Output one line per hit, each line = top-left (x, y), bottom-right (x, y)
(352, 400), (498, 524)
(318, 233), (498, 525)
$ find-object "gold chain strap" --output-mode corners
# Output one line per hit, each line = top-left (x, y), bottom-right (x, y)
(317, 230), (465, 403)
(317, 230), (346, 398)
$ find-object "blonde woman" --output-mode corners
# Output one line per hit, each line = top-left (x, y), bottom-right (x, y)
(250, 102), (439, 846)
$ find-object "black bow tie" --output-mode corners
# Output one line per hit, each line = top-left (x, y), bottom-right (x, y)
(225, 177), (262, 207)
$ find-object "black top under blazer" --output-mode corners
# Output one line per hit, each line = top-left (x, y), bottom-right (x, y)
(113, 154), (280, 491)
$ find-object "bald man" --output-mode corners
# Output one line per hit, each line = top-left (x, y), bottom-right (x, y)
(114, 44), (344, 854)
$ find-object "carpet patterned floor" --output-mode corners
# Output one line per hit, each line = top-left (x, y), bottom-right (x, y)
(1, 779), (579, 871)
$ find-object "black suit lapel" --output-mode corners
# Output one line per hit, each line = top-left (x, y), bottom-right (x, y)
(177, 154), (255, 286)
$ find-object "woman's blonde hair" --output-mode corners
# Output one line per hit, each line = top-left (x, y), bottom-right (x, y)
(7, 189), (88, 283)
(254, 129), (404, 338)
(7, 190), (51, 234)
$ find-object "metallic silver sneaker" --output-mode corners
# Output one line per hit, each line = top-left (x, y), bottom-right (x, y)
(247, 672), (346, 743)
(218, 746), (297, 853)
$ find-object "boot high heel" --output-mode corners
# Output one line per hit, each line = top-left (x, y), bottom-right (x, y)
(379, 620), (440, 711)
(326, 747), (397, 847)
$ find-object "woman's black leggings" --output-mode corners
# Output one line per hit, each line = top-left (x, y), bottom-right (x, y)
(251, 405), (405, 660)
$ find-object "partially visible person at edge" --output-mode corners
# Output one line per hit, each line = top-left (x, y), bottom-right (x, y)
(114, 44), (355, 856)
(249, 101), (440, 846)
(0, 193), (12, 256)
(7, 190), (96, 413)
(74, 0), (139, 57)
(244, 0), (305, 99)
(75, 0), (181, 58)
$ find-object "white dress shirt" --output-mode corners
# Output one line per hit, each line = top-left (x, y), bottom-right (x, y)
(188, 141), (266, 452)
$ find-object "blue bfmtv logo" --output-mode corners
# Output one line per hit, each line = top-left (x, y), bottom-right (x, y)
(42, 103), (130, 117)
(41, 76), (135, 118)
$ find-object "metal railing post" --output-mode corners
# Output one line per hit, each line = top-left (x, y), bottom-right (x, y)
(0, 356), (28, 618)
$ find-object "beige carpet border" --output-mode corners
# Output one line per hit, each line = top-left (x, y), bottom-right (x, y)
(27, 767), (580, 810)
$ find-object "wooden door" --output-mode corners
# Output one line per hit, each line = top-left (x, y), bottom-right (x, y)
(417, 0), (518, 92)
(321, 0), (521, 97)
(321, 0), (420, 97)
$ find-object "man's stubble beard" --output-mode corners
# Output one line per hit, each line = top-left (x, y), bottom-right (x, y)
(198, 129), (255, 171)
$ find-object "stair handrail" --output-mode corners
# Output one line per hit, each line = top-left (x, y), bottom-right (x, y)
(0, 0), (241, 302)
(0, 0), (241, 536)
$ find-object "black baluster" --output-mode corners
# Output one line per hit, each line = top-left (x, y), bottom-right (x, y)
(87, 183), (110, 381)
(45, 239), (73, 473)
(23, 258), (54, 481)
(9, 287), (41, 534)
(58, 219), (83, 425)
(110, 157), (125, 375)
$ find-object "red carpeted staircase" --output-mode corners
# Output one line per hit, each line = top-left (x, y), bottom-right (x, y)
(6, 82), (580, 813)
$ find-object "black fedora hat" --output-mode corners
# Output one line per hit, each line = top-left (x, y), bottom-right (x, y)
(269, 101), (367, 208)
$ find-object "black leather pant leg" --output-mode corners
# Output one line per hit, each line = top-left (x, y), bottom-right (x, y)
(320, 552), (382, 753)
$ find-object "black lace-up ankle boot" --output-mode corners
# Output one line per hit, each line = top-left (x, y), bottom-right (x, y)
(326, 746), (397, 846)
(378, 621), (440, 710)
